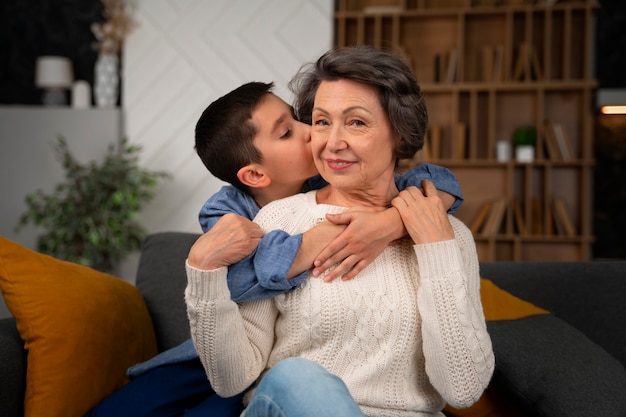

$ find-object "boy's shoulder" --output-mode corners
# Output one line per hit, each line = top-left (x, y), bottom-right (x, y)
(202, 185), (259, 219)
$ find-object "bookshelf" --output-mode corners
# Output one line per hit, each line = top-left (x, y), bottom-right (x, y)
(334, 0), (598, 261)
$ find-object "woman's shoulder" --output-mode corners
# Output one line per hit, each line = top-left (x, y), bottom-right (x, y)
(254, 191), (316, 222)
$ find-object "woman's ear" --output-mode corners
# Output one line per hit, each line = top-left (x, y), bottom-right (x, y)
(237, 164), (271, 189)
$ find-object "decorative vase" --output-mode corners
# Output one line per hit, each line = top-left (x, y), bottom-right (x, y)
(94, 53), (119, 108)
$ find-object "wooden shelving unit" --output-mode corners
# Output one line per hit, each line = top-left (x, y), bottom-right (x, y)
(334, 0), (598, 261)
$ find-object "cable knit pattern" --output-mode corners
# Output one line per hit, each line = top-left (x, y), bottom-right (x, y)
(186, 191), (494, 417)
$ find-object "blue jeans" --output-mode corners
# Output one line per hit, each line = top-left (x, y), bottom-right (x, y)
(243, 358), (364, 417)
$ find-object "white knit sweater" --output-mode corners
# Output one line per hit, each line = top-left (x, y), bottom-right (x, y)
(186, 191), (494, 417)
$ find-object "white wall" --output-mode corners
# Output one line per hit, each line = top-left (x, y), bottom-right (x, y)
(122, 0), (333, 239)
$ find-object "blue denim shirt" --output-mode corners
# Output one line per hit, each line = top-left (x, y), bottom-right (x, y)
(128, 163), (463, 378)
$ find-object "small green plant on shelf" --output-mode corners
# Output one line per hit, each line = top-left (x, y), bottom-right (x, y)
(17, 136), (171, 273)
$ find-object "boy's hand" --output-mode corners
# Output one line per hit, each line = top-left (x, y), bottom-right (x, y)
(188, 214), (264, 271)
(313, 206), (402, 282)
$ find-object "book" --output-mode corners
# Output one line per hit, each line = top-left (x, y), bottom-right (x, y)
(511, 198), (526, 234)
(552, 122), (574, 160)
(482, 45), (494, 82)
(513, 42), (542, 81)
(451, 122), (467, 160)
(470, 202), (492, 234)
(531, 198), (543, 235)
(492, 45), (503, 82)
(542, 120), (562, 160)
(363, 5), (403, 14)
(428, 124), (441, 160)
(481, 198), (507, 236)
(446, 49), (459, 83)
(482, 45), (503, 82)
(553, 197), (576, 236)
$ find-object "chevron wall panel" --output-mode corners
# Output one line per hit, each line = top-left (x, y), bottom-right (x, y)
(123, 0), (332, 235)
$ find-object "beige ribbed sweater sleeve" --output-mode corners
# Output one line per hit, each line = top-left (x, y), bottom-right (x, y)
(414, 216), (494, 408)
(185, 264), (277, 397)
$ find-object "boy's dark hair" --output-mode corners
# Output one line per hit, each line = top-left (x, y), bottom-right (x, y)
(195, 81), (274, 193)
(289, 45), (427, 160)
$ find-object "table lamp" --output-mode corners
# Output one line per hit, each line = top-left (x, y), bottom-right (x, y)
(35, 56), (74, 106)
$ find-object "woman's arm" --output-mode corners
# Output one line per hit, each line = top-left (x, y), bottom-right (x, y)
(392, 183), (494, 408)
(185, 217), (277, 397)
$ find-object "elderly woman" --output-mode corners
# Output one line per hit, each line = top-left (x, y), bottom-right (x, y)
(186, 46), (494, 417)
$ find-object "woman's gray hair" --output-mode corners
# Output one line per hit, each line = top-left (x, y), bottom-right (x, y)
(289, 45), (427, 160)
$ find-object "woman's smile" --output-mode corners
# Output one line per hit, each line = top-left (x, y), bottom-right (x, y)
(324, 158), (355, 171)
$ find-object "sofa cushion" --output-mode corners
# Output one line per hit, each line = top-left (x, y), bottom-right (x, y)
(0, 237), (158, 417)
(488, 314), (626, 417)
(135, 231), (200, 351)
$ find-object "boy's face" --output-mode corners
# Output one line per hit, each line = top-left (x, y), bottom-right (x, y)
(251, 94), (318, 189)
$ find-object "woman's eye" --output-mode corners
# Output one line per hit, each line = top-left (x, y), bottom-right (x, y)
(314, 119), (329, 126)
(351, 119), (365, 127)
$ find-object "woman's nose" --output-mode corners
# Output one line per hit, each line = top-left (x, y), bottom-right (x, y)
(327, 127), (347, 151)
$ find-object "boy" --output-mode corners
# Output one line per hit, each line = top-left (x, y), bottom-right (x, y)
(86, 81), (463, 417)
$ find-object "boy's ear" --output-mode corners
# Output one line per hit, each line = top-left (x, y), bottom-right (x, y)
(237, 164), (271, 189)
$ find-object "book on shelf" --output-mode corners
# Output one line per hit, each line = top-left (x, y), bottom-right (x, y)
(482, 45), (494, 82)
(482, 45), (503, 82)
(451, 122), (467, 160)
(480, 197), (508, 236)
(511, 198), (526, 234)
(427, 124), (441, 160)
(513, 42), (542, 81)
(446, 48), (459, 83)
(470, 202), (492, 234)
(552, 197), (576, 236)
(531, 198), (543, 235)
(552, 122), (574, 160)
(362, 5), (403, 14)
(544, 120), (574, 160)
(542, 120), (562, 160)
(492, 45), (503, 81)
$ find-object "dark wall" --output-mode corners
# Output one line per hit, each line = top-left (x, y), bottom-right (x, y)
(594, 1), (626, 260)
(595, 0), (626, 88)
(0, 0), (103, 105)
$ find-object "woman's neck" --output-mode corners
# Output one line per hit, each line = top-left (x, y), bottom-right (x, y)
(316, 181), (399, 208)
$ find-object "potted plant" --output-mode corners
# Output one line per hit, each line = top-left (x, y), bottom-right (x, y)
(512, 125), (537, 162)
(17, 136), (170, 272)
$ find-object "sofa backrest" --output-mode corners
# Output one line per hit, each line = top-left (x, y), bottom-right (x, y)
(135, 232), (201, 352)
(136, 231), (626, 368)
(481, 260), (626, 367)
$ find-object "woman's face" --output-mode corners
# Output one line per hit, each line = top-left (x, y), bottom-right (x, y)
(311, 78), (398, 196)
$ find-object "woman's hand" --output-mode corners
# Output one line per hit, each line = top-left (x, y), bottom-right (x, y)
(391, 180), (454, 245)
(312, 206), (401, 281)
(187, 213), (264, 270)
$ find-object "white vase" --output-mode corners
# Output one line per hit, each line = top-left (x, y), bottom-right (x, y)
(94, 53), (119, 108)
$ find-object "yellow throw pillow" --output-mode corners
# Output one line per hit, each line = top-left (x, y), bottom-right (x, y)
(479, 278), (548, 321)
(0, 237), (158, 417)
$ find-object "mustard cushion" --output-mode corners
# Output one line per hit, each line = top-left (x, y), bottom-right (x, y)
(479, 278), (548, 321)
(0, 237), (158, 417)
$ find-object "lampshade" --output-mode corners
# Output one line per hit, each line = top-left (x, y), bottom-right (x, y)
(35, 56), (74, 89)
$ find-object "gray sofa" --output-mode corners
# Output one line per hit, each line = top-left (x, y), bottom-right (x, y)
(1, 232), (626, 417)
